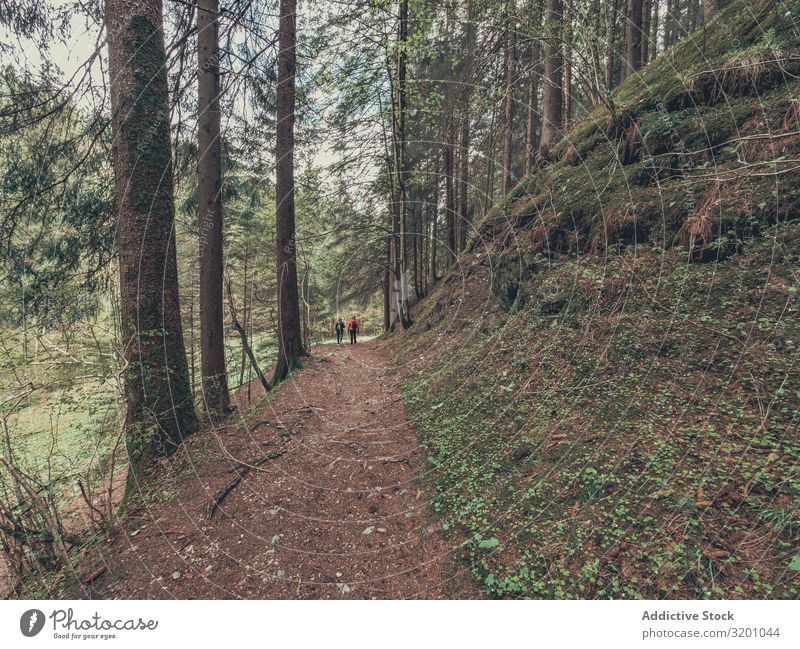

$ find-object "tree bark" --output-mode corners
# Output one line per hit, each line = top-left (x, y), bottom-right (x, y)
(197, 0), (229, 416)
(650, 0), (659, 61)
(562, 0), (572, 130)
(239, 244), (248, 389)
(273, 0), (306, 382)
(665, 0), (677, 48)
(622, 0), (643, 82)
(414, 204), (421, 300)
(387, 235), (400, 328)
(105, 0), (197, 480)
(501, 4), (516, 195)
(457, 2), (475, 252)
(430, 148), (439, 283)
(457, 114), (470, 251)
(442, 120), (456, 265)
(641, 0), (651, 65)
(483, 83), (499, 216)
(605, 0), (619, 90)
(539, 0), (563, 158)
(391, 0), (412, 327)
(524, 2), (541, 175)
(383, 246), (391, 331)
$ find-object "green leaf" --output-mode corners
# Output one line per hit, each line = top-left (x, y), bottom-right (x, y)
(478, 537), (500, 549)
(789, 556), (800, 571)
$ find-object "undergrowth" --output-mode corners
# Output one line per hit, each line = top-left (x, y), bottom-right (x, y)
(398, 225), (800, 598)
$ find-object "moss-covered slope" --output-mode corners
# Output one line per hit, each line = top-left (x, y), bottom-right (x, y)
(391, 0), (800, 599)
(480, 0), (800, 283)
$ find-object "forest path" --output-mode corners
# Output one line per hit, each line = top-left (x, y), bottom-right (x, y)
(77, 340), (471, 599)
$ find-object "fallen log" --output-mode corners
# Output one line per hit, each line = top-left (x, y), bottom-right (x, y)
(83, 565), (107, 584)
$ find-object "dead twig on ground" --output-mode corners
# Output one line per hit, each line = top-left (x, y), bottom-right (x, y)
(82, 564), (107, 584)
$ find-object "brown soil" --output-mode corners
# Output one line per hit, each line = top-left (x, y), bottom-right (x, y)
(66, 341), (477, 599)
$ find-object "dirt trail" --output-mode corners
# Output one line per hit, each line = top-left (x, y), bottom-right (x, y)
(71, 340), (471, 599)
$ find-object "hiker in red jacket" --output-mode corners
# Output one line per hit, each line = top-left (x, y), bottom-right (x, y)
(347, 316), (359, 344)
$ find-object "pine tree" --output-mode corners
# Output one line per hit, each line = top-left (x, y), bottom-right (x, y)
(540, 0), (564, 157)
(197, 0), (230, 415)
(105, 0), (197, 480)
(273, 0), (306, 382)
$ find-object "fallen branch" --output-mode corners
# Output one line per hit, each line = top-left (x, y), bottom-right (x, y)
(204, 450), (286, 519)
(83, 565), (107, 584)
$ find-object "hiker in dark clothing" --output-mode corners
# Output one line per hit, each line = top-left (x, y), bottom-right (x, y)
(347, 316), (358, 344)
(335, 318), (345, 345)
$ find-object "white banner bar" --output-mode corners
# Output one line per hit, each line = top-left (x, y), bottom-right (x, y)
(1, 600), (797, 648)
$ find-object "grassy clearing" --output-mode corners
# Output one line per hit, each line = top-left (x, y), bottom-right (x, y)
(2, 328), (278, 486)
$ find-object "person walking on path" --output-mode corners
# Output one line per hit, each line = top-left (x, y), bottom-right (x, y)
(348, 316), (359, 344)
(335, 318), (345, 345)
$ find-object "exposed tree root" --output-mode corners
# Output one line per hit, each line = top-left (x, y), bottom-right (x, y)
(204, 450), (286, 520)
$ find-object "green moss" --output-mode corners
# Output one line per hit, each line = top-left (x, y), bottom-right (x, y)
(399, 224), (800, 599)
(119, 15), (173, 214)
(473, 0), (800, 262)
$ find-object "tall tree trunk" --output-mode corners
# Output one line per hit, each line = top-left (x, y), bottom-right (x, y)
(650, 0), (659, 60)
(442, 121), (456, 265)
(387, 235), (400, 327)
(383, 246), (391, 331)
(457, 2), (475, 252)
(562, 0), (572, 130)
(664, 0), (672, 47)
(411, 202), (422, 301)
(197, 0), (229, 416)
(391, 0), (412, 327)
(423, 159), (432, 293)
(189, 269), (196, 395)
(273, 0), (306, 382)
(622, 0), (643, 82)
(641, 0), (652, 65)
(588, 0), (606, 107)
(605, 0), (619, 90)
(687, 0), (696, 31)
(682, 0), (691, 33)
(105, 0), (197, 481)
(539, 0), (563, 158)
(457, 114), (470, 251)
(666, 0), (677, 47)
(501, 5), (516, 195)
(430, 149), (439, 283)
(690, 0), (702, 31)
(525, 0), (544, 176)
(239, 244), (248, 389)
(483, 95), (498, 217)
(525, 6), (541, 175)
